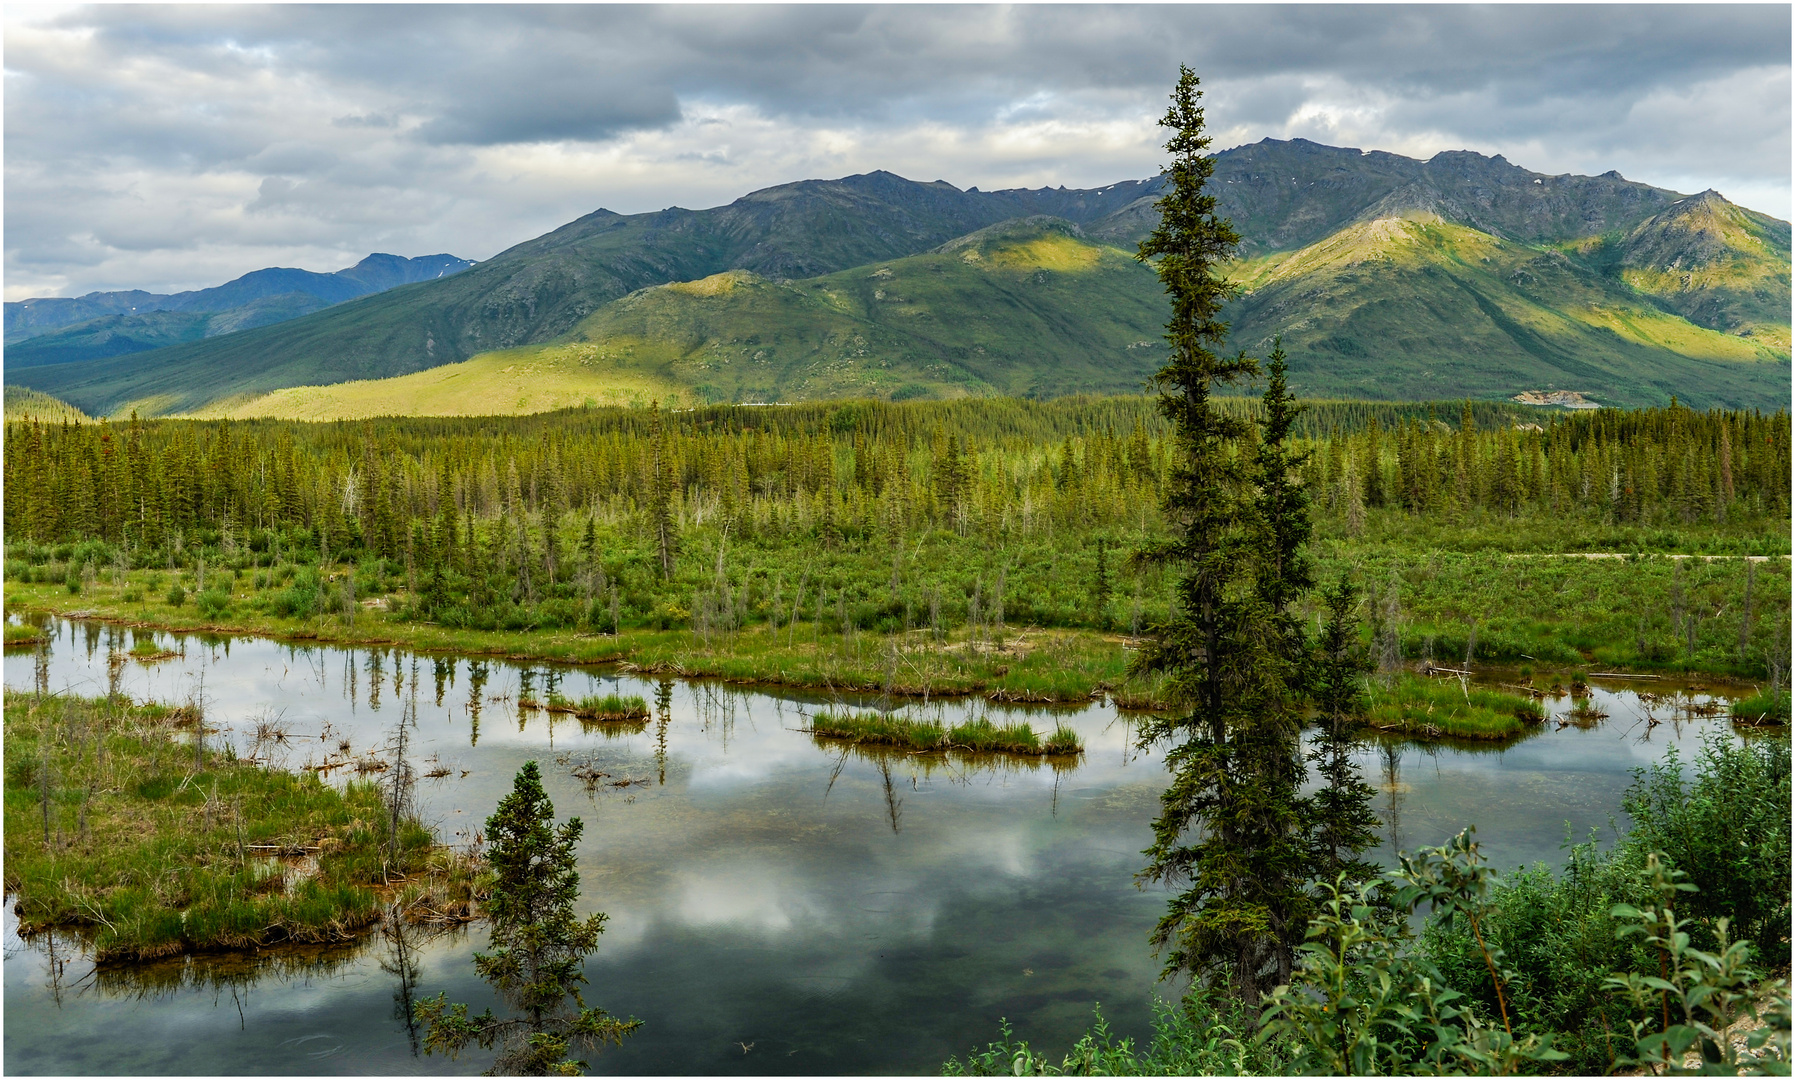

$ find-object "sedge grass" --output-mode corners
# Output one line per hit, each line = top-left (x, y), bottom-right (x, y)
(573, 693), (649, 721)
(4, 622), (43, 649)
(810, 710), (1082, 755)
(1731, 689), (1791, 726)
(1362, 674), (1545, 741)
(3, 690), (474, 961)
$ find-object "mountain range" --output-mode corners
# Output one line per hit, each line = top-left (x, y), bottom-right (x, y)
(7, 139), (1787, 417)
(4, 253), (474, 368)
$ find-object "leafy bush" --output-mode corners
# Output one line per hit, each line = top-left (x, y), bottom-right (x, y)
(166, 584), (187, 608)
(944, 995), (1292, 1076)
(196, 588), (231, 618)
(1417, 732), (1792, 1073)
(1621, 733), (1792, 962)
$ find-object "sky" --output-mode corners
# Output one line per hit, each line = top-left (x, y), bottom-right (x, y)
(5, 4), (1790, 300)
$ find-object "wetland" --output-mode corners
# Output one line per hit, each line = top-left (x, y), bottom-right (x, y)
(4, 615), (1772, 1075)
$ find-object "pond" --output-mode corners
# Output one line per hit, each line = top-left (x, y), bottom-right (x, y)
(1, 618), (1755, 1075)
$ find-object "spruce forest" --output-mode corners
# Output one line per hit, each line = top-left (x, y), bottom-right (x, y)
(4, 392), (1790, 696)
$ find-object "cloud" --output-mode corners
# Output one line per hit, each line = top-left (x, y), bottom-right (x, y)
(5, 4), (1788, 299)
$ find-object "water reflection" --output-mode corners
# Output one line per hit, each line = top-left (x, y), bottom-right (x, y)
(2, 615), (1778, 1076)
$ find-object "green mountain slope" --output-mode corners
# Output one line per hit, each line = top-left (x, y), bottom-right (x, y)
(14, 173), (1122, 414)
(1223, 210), (1785, 409)
(11, 142), (1705, 416)
(203, 219), (1170, 418)
(1564, 190), (1792, 348)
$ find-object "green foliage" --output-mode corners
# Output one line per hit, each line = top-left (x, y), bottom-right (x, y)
(416, 762), (639, 1075)
(196, 587), (231, 618)
(1604, 855), (1792, 1076)
(165, 583), (186, 608)
(1621, 734), (1792, 962)
(1414, 733), (1792, 1074)
(942, 994), (1295, 1077)
(1258, 830), (1570, 1075)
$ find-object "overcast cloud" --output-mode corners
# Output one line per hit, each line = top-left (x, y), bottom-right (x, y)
(5, 4), (1789, 299)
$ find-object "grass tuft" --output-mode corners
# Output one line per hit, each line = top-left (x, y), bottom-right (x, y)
(1362, 675), (1544, 741)
(3, 690), (477, 961)
(573, 693), (649, 721)
(810, 710), (1082, 755)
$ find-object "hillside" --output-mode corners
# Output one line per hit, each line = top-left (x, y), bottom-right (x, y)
(11, 140), (1789, 416)
(1567, 190), (1792, 349)
(1223, 210), (1785, 408)
(198, 219), (1170, 418)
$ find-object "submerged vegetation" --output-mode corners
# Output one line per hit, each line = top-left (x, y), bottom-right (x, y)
(2, 690), (477, 962)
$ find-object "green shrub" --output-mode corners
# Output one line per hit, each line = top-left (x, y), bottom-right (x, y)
(166, 584), (187, 608)
(944, 994), (1292, 1076)
(196, 588), (231, 618)
(1416, 732), (1792, 1073)
(1621, 733), (1792, 963)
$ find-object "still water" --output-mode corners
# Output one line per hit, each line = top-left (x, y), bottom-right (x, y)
(2, 618), (1751, 1074)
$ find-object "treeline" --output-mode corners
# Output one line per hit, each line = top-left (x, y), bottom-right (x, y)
(4, 398), (1787, 557)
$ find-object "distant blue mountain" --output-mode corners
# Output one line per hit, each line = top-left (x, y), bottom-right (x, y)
(3, 253), (475, 355)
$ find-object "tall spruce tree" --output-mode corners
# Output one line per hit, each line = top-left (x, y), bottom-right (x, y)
(1130, 67), (1304, 1001)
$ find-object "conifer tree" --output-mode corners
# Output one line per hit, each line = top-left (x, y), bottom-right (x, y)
(1306, 575), (1382, 892)
(416, 761), (639, 1074)
(648, 402), (677, 580)
(1129, 66), (1288, 1000)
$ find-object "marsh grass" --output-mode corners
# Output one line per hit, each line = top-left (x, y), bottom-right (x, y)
(573, 693), (649, 721)
(810, 710), (1082, 755)
(1731, 689), (1791, 726)
(1363, 674), (1545, 740)
(4, 622), (43, 649)
(2, 690), (477, 962)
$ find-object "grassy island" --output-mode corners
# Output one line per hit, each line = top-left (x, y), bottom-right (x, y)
(3, 690), (478, 962)
(809, 709), (1082, 755)
(1362, 674), (1546, 740)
